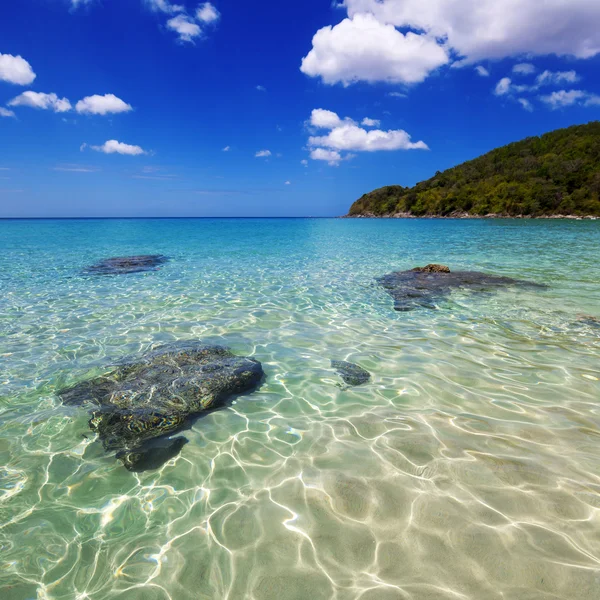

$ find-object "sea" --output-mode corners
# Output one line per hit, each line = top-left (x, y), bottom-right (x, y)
(1, 217), (599, 600)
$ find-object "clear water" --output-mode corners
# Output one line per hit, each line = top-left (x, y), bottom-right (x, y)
(1, 218), (600, 600)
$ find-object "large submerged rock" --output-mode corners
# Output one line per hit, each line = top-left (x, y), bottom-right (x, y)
(331, 360), (371, 387)
(58, 342), (264, 470)
(85, 255), (168, 275)
(378, 264), (544, 311)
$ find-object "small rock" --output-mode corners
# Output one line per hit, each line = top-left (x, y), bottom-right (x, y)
(331, 360), (371, 387)
(85, 255), (168, 275)
(411, 264), (451, 273)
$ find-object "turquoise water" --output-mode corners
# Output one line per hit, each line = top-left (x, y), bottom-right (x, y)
(1, 218), (600, 600)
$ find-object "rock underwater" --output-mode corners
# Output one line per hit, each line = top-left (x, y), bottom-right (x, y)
(85, 255), (168, 275)
(331, 360), (371, 387)
(58, 342), (264, 470)
(378, 264), (545, 311)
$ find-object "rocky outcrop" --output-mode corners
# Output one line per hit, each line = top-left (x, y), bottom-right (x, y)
(58, 342), (264, 470)
(85, 255), (168, 275)
(331, 360), (371, 387)
(412, 264), (451, 273)
(378, 266), (544, 311)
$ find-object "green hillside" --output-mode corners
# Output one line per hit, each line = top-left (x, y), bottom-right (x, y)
(348, 122), (600, 217)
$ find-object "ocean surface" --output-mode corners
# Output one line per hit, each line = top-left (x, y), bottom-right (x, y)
(1, 217), (600, 600)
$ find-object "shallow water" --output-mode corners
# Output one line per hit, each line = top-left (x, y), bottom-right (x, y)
(1, 218), (599, 600)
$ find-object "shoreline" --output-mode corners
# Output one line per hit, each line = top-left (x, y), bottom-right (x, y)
(344, 212), (600, 221)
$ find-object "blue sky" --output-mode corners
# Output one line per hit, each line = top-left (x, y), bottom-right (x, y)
(1, 0), (600, 217)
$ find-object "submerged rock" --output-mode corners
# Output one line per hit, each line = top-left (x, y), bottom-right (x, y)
(58, 342), (264, 469)
(85, 255), (168, 275)
(331, 360), (371, 387)
(578, 315), (600, 328)
(117, 436), (189, 472)
(378, 266), (544, 311)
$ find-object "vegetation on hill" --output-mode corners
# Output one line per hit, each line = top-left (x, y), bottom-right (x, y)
(348, 122), (600, 217)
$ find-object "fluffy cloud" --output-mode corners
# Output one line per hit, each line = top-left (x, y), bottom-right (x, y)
(255, 150), (272, 157)
(300, 13), (449, 85)
(343, 0), (600, 62)
(475, 66), (490, 77)
(310, 108), (345, 129)
(222, 145), (230, 151)
(167, 14), (202, 42)
(75, 94), (133, 115)
(310, 148), (343, 166)
(361, 117), (380, 127)
(146, 1), (220, 43)
(513, 63), (536, 75)
(0, 53), (36, 85)
(196, 2), (220, 23)
(303, 1), (600, 87)
(309, 125), (428, 152)
(540, 90), (600, 109)
(306, 109), (427, 165)
(0, 107), (15, 118)
(8, 91), (71, 113)
(89, 140), (147, 155)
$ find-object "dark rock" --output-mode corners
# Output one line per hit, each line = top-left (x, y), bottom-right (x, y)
(58, 342), (264, 469)
(412, 264), (451, 273)
(331, 360), (371, 387)
(117, 437), (189, 472)
(578, 315), (600, 328)
(378, 267), (544, 311)
(85, 255), (168, 275)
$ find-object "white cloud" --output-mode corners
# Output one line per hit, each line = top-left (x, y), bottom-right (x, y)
(8, 91), (71, 113)
(305, 109), (427, 165)
(147, 1), (220, 43)
(301, 159), (308, 166)
(518, 98), (533, 111)
(475, 66), (490, 77)
(146, 0), (185, 14)
(361, 117), (380, 127)
(300, 13), (449, 86)
(256, 85), (266, 92)
(309, 123), (428, 153)
(196, 2), (220, 23)
(388, 91), (407, 98)
(0, 53), (36, 85)
(255, 150), (272, 157)
(310, 148), (343, 166)
(536, 70), (580, 86)
(343, 0), (600, 63)
(513, 63), (536, 75)
(0, 107), (15, 118)
(222, 145), (230, 151)
(310, 108), (346, 129)
(285, 181), (291, 185)
(71, 0), (94, 7)
(75, 94), (133, 115)
(89, 140), (147, 155)
(167, 14), (202, 42)
(494, 78), (512, 96)
(540, 89), (600, 109)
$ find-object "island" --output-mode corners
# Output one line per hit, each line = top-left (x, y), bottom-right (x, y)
(347, 122), (600, 219)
